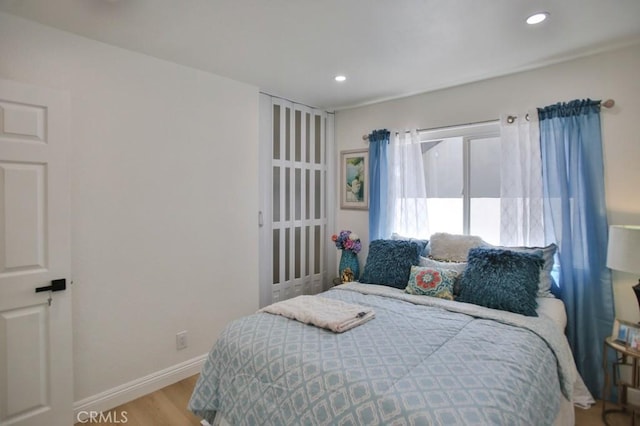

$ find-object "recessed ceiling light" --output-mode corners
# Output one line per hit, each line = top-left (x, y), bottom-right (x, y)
(335, 75), (347, 82)
(526, 12), (549, 25)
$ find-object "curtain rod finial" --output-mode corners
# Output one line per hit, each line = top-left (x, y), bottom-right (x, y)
(602, 99), (615, 108)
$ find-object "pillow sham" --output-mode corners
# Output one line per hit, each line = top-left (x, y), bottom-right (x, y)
(494, 243), (557, 298)
(405, 265), (459, 300)
(457, 247), (543, 317)
(419, 256), (467, 273)
(360, 239), (422, 289)
(428, 232), (488, 262)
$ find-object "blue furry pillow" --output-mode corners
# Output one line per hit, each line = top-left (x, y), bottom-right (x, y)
(360, 239), (422, 289)
(494, 243), (557, 298)
(391, 233), (429, 257)
(457, 247), (543, 316)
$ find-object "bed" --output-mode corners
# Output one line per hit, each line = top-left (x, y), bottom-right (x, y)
(189, 236), (587, 425)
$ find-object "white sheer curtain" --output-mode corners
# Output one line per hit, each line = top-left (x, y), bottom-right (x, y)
(387, 130), (430, 239)
(499, 111), (545, 247)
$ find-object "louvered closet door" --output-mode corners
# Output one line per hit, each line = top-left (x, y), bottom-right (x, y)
(259, 95), (329, 306)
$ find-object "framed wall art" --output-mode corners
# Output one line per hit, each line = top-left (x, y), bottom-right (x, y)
(340, 149), (368, 210)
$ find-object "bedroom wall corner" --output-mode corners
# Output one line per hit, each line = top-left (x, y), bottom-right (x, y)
(0, 11), (260, 404)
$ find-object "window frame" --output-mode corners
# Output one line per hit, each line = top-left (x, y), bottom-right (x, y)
(419, 120), (500, 236)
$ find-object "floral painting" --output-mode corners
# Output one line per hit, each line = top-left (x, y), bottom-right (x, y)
(340, 149), (368, 210)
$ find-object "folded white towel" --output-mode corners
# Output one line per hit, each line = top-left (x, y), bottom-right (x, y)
(259, 295), (375, 333)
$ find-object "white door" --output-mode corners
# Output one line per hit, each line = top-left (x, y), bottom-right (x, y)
(0, 79), (72, 426)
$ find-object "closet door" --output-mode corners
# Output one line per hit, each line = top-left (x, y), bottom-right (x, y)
(259, 95), (331, 306)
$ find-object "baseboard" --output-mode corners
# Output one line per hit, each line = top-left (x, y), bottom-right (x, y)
(73, 353), (207, 421)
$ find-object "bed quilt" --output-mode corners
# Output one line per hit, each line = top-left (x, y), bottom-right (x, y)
(189, 283), (576, 426)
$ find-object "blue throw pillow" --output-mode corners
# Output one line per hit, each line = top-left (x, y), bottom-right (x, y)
(494, 243), (557, 297)
(360, 239), (422, 289)
(457, 247), (543, 316)
(391, 233), (429, 257)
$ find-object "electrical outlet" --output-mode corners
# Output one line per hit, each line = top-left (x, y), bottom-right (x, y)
(176, 331), (188, 350)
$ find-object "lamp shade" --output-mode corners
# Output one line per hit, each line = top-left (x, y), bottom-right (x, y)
(607, 225), (640, 274)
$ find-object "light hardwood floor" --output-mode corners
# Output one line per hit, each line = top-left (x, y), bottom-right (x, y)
(74, 375), (201, 426)
(576, 400), (637, 425)
(75, 375), (632, 425)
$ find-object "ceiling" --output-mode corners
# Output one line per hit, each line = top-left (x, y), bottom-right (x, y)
(1, 0), (639, 111)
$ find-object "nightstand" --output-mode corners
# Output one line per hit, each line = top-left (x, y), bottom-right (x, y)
(603, 337), (640, 425)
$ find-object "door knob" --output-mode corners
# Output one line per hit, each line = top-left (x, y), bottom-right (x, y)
(35, 279), (66, 293)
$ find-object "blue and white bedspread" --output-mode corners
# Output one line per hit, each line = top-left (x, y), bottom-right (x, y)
(189, 283), (577, 426)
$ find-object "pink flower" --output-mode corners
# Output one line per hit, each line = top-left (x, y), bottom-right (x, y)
(416, 270), (441, 289)
(330, 230), (362, 253)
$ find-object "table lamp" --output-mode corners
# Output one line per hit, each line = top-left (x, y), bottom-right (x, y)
(607, 225), (640, 310)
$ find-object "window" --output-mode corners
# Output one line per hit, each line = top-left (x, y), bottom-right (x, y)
(420, 122), (500, 245)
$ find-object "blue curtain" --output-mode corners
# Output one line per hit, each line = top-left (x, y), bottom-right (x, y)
(368, 129), (390, 241)
(538, 99), (614, 397)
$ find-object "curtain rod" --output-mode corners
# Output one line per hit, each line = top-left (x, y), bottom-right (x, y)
(361, 118), (497, 141)
(361, 98), (616, 141)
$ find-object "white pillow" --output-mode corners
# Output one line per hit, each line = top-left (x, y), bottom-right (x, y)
(419, 256), (467, 274)
(428, 232), (488, 262)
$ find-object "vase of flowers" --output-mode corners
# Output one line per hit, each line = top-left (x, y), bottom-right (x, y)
(331, 230), (362, 282)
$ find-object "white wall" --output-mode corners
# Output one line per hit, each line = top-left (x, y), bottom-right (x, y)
(0, 12), (259, 402)
(335, 43), (640, 322)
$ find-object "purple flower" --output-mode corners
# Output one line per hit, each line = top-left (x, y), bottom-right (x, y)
(330, 230), (361, 254)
